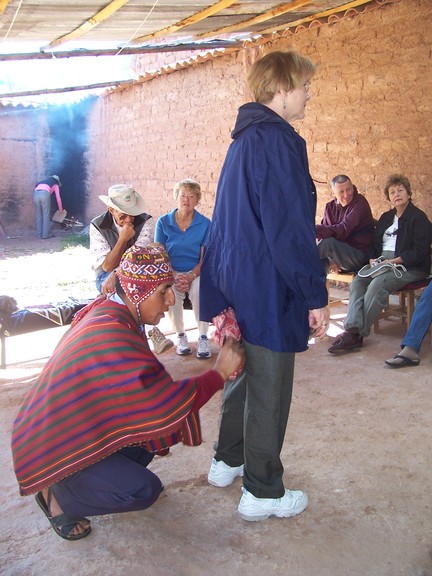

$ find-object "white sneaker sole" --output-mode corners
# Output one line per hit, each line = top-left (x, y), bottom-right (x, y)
(238, 493), (308, 521)
(238, 508), (305, 521)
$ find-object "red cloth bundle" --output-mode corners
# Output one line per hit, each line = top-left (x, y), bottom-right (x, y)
(212, 307), (244, 380)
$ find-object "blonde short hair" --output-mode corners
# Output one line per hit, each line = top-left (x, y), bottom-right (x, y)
(173, 178), (202, 202)
(247, 50), (316, 104)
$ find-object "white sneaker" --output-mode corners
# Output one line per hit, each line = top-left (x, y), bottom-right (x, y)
(148, 327), (174, 355)
(238, 486), (308, 521)
(208, 458), (244, 487)
(176, 333), (192, 355)
(197, 335), (212, 359)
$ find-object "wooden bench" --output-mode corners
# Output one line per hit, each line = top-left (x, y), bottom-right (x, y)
(374, 276), (432, 332)
(326, 271), (355, 307)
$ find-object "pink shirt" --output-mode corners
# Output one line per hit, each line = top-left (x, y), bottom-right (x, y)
(35, 183), (63, 211)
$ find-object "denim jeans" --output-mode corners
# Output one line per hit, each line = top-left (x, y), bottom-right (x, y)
(214, 339), (295, 499)
(96, 270), (111, 293)
(401, 281), (432, 353)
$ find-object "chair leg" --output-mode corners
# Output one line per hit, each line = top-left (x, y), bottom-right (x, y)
(406, 291), (414, 328)
(399, 291), (407, 324)
(1, 332), (5, 370)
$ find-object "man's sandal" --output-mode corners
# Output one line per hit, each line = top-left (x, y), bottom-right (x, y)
(35, 490), (91, 541)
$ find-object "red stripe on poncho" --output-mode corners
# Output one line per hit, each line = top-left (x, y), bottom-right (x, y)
(12, 299), (205, 495)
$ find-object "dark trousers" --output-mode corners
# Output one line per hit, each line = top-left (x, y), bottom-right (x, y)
(215, 339), (295, 499)
(52, 446), (163, 517)
(318, 237), (369, 273)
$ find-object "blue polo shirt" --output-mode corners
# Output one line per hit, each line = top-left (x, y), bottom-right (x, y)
(155, 209), (211, 272)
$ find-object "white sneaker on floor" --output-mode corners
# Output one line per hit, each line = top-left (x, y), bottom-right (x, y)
(176, 333), (192, 355)
(208, 458), (244, 487)
(238, 486), (308, 521)
(197, 335), (212, 358)
(148, 327), (174, 355)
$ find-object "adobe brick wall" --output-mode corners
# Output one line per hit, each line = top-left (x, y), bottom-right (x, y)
(0, 108), (48, 234)
(0, 0), (431, 235)
(85, 0), (432, 226)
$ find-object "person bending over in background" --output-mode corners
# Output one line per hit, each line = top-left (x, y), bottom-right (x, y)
(11, 244), (244, 541)
(155, 178), (212, 359)
(90, 183), (173, 354)
(34, 174), (63, 239)
(316, 174), (374, 274)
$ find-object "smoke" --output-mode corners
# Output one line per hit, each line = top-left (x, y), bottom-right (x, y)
(46, 97), (97, 221)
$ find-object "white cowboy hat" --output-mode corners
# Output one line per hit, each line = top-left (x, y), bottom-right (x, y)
(99, 184), (146, 216)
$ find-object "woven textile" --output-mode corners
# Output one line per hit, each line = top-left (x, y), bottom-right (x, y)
(116, 243), (174, 304)
(12, 298), (202, 496)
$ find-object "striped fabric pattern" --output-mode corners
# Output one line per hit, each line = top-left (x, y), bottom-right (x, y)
(12, 299), (202, 496)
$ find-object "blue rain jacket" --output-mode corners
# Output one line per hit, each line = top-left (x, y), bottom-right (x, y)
(200, 102), (328, 352)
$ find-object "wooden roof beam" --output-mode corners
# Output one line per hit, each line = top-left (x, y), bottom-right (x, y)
(41, 0), (130, 51)
(195, 0), (310, 39)
(0, 0), (11, 15)
(258, 0), (375, 35)
(0, 39), (243, 62)
(132, 0), (239, 43)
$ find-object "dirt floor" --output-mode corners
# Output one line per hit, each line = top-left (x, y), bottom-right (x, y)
(1, 231), (431, 576)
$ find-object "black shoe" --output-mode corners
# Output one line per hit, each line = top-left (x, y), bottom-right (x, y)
(328, 331), (363, 354)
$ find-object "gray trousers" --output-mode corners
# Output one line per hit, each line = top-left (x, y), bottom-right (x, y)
(215, 339), (295, 499)
(318, 237), (369, 273)
(344, 267), (426, 337)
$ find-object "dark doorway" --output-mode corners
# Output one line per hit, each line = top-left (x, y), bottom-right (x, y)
(46, 96), (96, 223)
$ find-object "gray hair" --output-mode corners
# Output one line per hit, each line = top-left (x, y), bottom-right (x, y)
(331, 174), (352, 188)
(173, 178), (202, 202)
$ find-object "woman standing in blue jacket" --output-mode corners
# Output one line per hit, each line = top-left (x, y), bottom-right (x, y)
(200, 51), (329, 521)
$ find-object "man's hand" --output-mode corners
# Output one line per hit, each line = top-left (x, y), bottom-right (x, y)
(213, 337), (245, 381)
(328, 261), (341, 274)
(118, 222), (135, 243)
(174, 273), (190, 293)
(101, 271), (116, 295)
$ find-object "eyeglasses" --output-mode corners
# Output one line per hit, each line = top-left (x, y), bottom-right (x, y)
(178, 193), (196, 200)
(384, 229), (398, 237)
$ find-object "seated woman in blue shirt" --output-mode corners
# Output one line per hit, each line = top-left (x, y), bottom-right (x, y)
(155, 179), (211, 358)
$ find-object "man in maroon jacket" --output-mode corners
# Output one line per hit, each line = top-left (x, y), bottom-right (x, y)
(316, 174), (374, 273)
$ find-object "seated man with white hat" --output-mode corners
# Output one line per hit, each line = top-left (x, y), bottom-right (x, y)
(90, 184), (173, 354)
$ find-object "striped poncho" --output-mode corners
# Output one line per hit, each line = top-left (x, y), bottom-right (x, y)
(12, 298), (216, 496)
